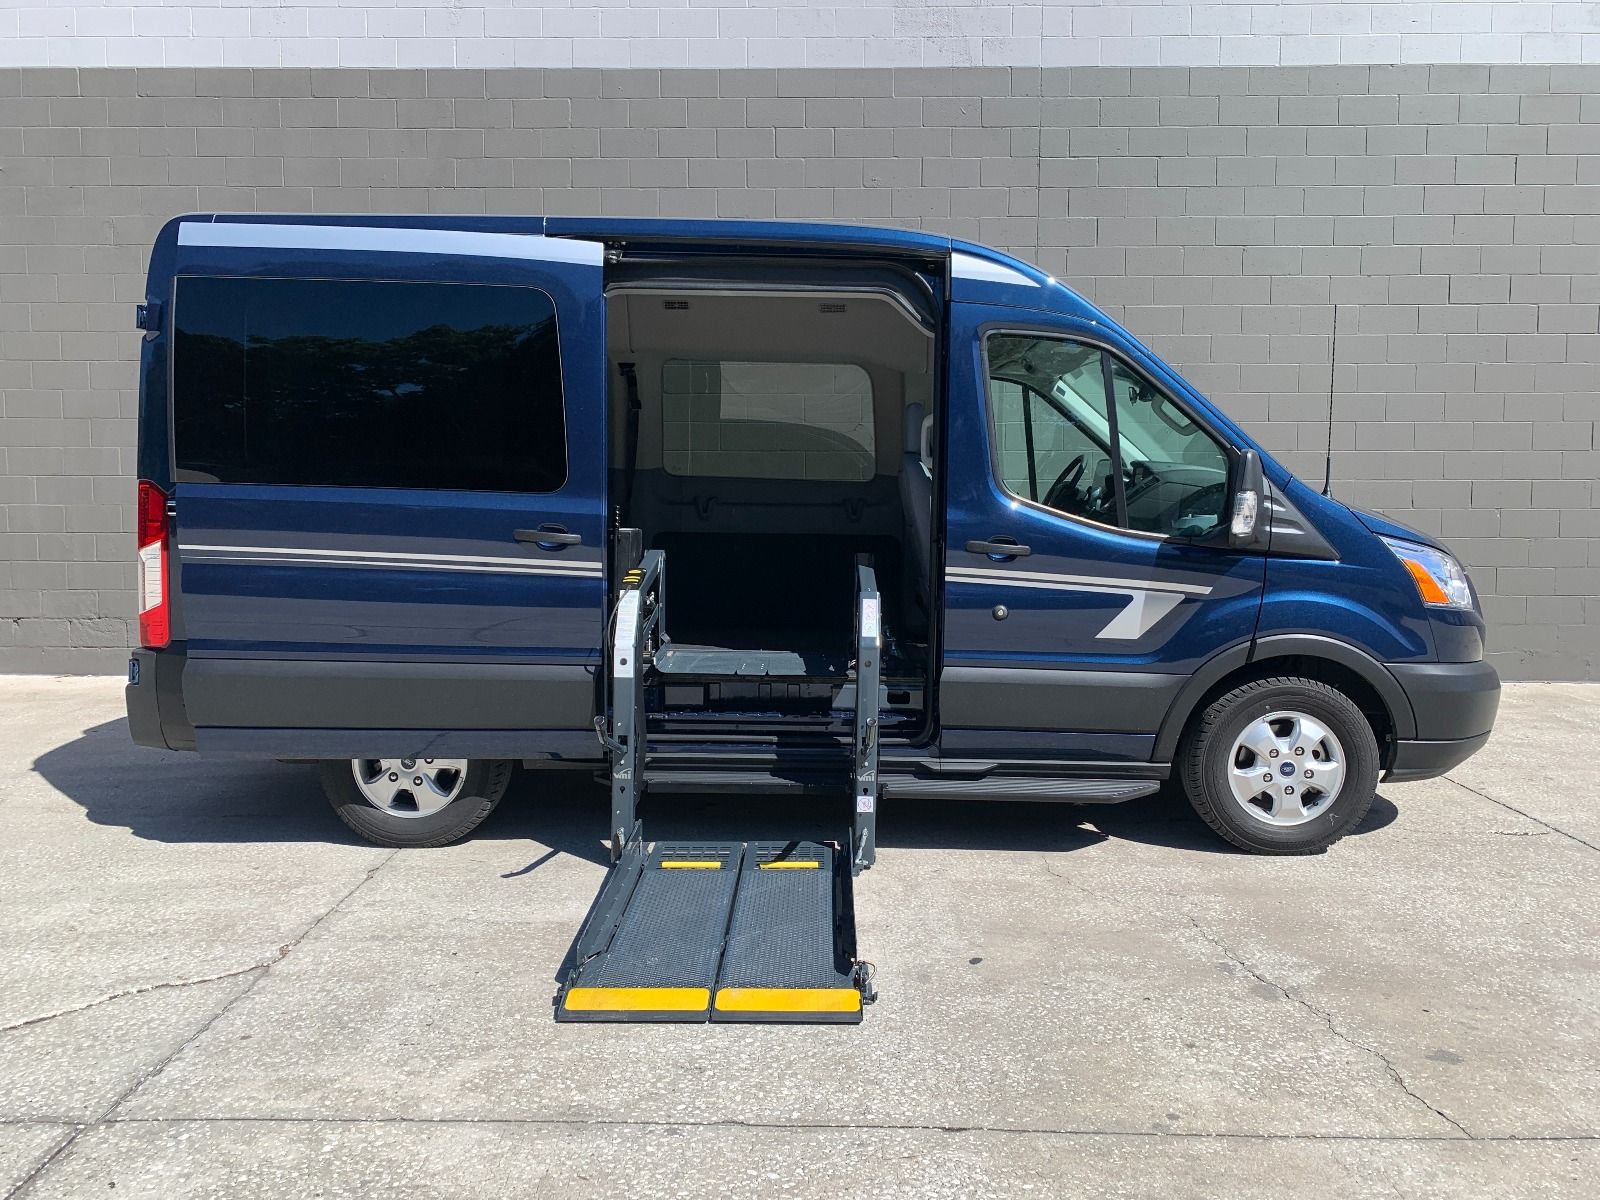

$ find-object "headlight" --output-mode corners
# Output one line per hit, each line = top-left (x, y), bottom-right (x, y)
(1381, 537), (1475, 610)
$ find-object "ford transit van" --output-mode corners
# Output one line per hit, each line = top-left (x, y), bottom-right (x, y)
(126, 215), (1501, 861)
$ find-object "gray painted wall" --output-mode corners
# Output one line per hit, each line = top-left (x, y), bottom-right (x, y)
(1, 64), (1596, 680)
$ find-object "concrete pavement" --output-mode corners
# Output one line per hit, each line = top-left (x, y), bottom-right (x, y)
(1, 677), (1596, 1198)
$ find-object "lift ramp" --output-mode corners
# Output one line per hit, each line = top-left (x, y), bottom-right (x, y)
(559, 549), (878, 1025)
(557, 839), (865, 1023)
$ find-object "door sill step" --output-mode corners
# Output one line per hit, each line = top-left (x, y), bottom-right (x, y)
(881, 777), (1160, 804)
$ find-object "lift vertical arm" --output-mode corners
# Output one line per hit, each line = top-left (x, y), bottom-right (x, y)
(852, 559), (881, 874)
(602, 550), (664, 860)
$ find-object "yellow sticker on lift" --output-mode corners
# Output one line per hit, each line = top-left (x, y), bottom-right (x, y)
(564, 987), (709, 1012)
(713, 988), (861, 1014)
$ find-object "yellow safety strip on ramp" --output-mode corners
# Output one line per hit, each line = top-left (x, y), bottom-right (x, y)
(563, 987), (710, 1012)
(758, 860), (820, 869)
(659, 860), (724, 869)
(713, 988), (862, 1014)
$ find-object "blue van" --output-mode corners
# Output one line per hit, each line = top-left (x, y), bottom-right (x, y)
(127, 215), (1500, 865)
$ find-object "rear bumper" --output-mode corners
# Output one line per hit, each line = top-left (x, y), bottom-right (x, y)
(126, 646), (194, 751)
(1383, 659), (1500, 782)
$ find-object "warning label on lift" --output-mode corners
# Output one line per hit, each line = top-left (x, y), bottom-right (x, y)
(860, 597), (881, 642)
(613, 591), (641, 678)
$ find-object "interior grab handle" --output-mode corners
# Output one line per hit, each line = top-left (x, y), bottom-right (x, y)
(965, 539), (1031, 558)
(515, 526), (582, 547)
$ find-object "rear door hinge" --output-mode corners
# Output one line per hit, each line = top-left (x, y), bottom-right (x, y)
(135, 301), (162, 331)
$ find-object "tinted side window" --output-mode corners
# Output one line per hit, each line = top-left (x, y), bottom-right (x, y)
(172, 276), (566, 492)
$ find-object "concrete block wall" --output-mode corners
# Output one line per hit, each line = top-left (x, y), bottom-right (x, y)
(7, 2), (1600, 69)
(1, 56), (1598, 679)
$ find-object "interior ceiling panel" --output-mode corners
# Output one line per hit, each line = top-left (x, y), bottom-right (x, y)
(613, 290), (934, 374)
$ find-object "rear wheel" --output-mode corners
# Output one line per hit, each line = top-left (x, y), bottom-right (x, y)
(320, 757), (514, 848)
(1179, 677), (1378, 855)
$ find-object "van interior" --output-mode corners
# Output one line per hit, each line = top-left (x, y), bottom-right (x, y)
(605, 262), (940, 734)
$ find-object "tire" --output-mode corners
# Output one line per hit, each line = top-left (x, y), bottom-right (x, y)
(1179, 676), (1379, 855)
(319, 757), (515, 848)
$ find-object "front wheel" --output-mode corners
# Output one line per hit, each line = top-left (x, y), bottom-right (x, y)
(320, 757), (514, 848)
(1179, 677), (1379, 855)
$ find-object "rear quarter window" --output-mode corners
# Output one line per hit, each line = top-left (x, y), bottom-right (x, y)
(661, 359), (875, 481)
(171, 276), (567, 493)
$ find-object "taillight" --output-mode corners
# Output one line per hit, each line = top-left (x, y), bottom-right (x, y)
(136, 480), (171, 648)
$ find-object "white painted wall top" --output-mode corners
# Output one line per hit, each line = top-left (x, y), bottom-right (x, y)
(3, 1), (1596, 69)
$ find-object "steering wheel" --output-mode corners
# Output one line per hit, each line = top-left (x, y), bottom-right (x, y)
(1041, 454), (1087, 511)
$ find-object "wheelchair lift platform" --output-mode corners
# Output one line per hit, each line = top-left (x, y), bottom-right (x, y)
(556, 550), (879, 1025)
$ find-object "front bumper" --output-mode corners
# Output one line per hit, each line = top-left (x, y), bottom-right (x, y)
(1383, 659), (1500, 782)
(1385, 732), (1492, 783)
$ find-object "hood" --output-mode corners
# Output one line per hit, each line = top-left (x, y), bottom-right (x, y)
(1345, 505), (1446, 551)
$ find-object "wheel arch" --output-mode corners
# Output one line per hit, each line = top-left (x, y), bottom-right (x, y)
(1154, 634), (1417, 765)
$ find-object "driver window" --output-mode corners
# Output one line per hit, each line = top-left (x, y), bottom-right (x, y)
(1106, 361), (1231, 537)
(986, 333), (1231, 538)
(990, 379), (1113, 525)
(988, 334), (1119, 527)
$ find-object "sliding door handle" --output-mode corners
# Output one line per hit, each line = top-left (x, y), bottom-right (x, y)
(965, 538), (1031, 559)
(515, 526), (582, 547)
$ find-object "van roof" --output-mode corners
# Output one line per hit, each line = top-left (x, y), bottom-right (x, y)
(542, 215), (957, 258)
(182, 212), (1046, 278)
(165, 213), (1101, 322)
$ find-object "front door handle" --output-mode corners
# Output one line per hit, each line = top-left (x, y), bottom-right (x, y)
(515, 525), (581, 547)
(965, 538), (1031, 559)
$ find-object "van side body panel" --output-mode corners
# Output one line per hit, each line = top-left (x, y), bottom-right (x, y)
(145, 217), (610, 758)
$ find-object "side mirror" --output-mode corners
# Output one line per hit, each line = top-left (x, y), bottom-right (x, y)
(1228, 448), (1265, 549)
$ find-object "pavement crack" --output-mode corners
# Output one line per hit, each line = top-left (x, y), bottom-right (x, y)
(0, 962), (279, 1038)
(1444, 775), (1600, 855)
(1038, 852), (1097, 896)
(89, 1115), (1600, 1145)
(2, 1126), (81, 1200)
(1185, 916), (1475, 1140)
(4, 849), (399, 1200)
